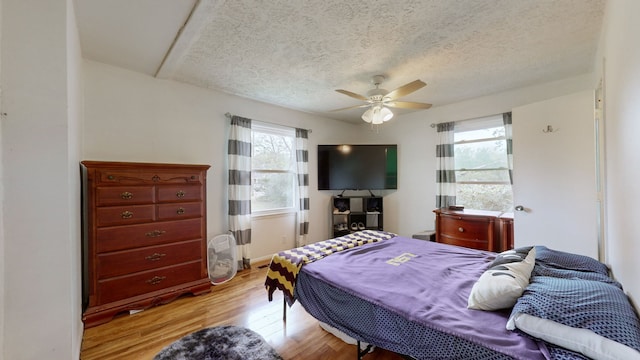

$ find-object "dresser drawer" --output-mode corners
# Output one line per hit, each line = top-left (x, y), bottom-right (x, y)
(157, 202), (203, 220)
(96, 205), (155, 227)
(97, 240), (202, 279)
(157, 185), (202, 202)
(97, 170), (203, 185)
(96, 218), (203, 252)
(153, 171), (204, 184)
(438, 235), (490, 251)
(97, 261), (203, 304)
(439, 214), (491, 241)
(96, 186), (154, 206)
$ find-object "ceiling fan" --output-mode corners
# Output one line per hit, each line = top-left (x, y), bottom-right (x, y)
(332, 75), (432, 124)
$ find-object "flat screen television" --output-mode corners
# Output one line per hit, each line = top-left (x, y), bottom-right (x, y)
(317, 144), (397, 190)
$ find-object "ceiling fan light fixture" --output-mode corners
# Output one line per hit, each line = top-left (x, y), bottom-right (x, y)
(334, 76), (429, 123)
(380, 106), (394, 122)
(361, 108), (374, 123)
(362, 105), (393, 125)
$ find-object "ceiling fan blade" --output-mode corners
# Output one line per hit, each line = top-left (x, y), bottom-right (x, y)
(385, 101), (432, 110)
(384, 80), (427, 101)
(329, 103), (371, 112)
(335, 89), (369, 101)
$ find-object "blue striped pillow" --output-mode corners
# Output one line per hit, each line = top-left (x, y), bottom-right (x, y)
(508, 276), (640, 359)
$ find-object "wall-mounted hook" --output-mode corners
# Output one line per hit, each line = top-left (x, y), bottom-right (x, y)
(542, 125), (557, 133)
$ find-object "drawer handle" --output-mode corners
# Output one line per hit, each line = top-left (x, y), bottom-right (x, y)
(145, 230), (166, 237)
(121, 211), (134, 219)
(146, 276), (166, 285)
(176, 190), (185, 198)
(458, 227), (465, 233)
(120, 191), (133, 200)
(145, 253), (166, 261)
(108, 175), (115, 180)
(177, 207), (185, 215)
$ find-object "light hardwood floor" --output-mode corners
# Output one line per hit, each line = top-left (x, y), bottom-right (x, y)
(80, 261), (404, 359)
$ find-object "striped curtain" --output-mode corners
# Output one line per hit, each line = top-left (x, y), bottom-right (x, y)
(228, 115), (252, 269)
(503, 112), (514, 184)
(435, 121), (457, 208)
(295, 128), (310, 246)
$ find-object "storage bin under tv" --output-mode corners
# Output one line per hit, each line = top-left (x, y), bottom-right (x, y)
(331, 196), (383, 238)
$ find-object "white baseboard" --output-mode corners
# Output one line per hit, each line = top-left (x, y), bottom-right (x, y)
(251, 254), (274, 264)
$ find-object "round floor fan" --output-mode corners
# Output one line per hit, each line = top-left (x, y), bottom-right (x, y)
(207, 233), (238, 285)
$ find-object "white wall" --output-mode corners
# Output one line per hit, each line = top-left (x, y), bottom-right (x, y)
(82, 60), (370, 261)
(85, 59), (592, 260)
(66, 0), (84, 354)
(599, 0), (640, 305)
(251, 212), (298, 262)
(1, 0), (83, 359)
(83, 60), (598, 263)
(359, 74), (596, 238)
(0, 0), (4, 356)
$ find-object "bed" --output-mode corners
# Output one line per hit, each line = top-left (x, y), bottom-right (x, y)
(265, 230), (640, 360)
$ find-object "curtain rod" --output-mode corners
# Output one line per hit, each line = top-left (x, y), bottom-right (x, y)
(225, 112), (312, 133)
(429, 112), (508, 128)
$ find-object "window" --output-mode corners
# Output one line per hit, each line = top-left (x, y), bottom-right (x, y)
(454, 115), (513, 212)
(251, 122), (296, 214)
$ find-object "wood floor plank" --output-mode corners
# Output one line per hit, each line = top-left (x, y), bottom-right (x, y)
(80, 261), (403, 359)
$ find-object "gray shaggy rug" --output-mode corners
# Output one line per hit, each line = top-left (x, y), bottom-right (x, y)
(154, 325), (283, 360)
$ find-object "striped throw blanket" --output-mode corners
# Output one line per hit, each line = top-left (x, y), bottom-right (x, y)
(265, 230), (397, 305)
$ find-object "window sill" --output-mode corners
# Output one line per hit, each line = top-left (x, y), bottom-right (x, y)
(251, 209), (297, 219)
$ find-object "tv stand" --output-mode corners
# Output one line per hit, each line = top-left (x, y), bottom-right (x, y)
(331, 195), (383, 238)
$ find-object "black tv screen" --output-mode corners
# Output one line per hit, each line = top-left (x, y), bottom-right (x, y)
(317, 144), (397, 190)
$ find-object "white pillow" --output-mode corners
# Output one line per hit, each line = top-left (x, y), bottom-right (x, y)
(507, 313), (640, 360)
(467, 247), (536, 310)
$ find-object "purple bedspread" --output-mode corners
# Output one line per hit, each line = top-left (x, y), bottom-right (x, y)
(300, 236), (548, 360)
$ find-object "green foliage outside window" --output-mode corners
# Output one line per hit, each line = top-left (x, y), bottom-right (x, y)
(454, 124), (513, 212)
(251, 130), (295, 212)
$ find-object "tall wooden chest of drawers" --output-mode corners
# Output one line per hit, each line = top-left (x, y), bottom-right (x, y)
(81, 161), (211, 327)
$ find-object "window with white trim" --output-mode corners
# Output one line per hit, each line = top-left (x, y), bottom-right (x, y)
(251, 122), (296, 215)
(454, 115), (513, 212)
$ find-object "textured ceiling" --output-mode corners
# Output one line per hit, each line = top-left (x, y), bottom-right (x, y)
(76, 0), (606, 123)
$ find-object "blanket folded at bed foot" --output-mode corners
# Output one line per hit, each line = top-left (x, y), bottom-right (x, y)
(264, 230), (397, 305)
